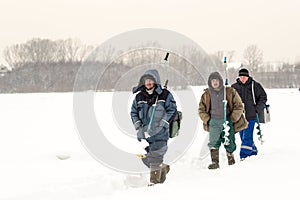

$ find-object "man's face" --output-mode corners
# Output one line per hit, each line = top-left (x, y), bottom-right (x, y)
(239, 76), (249, 84)
(145, 79), (155, 90)
(211, 79), (220, 89)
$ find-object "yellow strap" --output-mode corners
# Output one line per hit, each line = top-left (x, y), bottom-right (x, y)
(136, 154), (146, 158)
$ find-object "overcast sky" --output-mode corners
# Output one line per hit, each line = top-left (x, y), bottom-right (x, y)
(1, 0), (299, 65)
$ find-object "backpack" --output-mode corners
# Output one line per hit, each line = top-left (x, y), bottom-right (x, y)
(169, 110), (182, 138)
(152, 88), (182, 138)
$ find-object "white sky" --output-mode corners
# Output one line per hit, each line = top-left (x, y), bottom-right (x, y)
(1, 0), (300, 64)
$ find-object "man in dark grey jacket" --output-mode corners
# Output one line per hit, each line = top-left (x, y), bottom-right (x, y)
(231, 68), (267, 160)
(131, 69), (177, 184)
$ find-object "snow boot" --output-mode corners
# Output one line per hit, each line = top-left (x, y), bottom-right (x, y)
(150, 164), (162, 184)
(226, 151), (235, 165)
(160, 163), (170, 183)
(208, 149), (219, 169)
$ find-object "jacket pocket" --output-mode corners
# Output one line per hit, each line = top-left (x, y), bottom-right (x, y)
(234, 114), (248, 133)
(137, 104), (144, 119)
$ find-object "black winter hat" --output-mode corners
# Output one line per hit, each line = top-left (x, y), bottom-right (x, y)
(238, 68), (249, 77)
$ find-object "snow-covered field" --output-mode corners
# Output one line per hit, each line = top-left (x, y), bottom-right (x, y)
(0, 87), (299, 200)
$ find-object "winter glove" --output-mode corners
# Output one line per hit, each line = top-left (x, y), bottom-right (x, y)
(137, 125), (152, 141)
(137, 126), (146, 142)
(134, 120), (142, 130)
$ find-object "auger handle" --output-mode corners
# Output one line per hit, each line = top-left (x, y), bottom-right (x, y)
(164, 52), (170, 61)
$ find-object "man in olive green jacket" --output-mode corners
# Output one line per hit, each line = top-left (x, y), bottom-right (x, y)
(198, 72), (248, 169)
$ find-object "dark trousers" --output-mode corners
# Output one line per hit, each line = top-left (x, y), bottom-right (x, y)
(142, 140), (168, 168)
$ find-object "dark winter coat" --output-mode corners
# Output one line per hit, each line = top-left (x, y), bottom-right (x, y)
(231, 77), (267, 120)
(131, 69), (177, 142)
(198, 87), (248, 133)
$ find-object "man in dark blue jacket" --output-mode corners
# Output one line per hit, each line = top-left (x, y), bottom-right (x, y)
(231, 68), (267, 160)
(131, 69), (177, 184)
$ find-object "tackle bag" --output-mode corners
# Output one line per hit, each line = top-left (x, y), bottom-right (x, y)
(258, 104), (270, 123)
(169, 110), (182, 138)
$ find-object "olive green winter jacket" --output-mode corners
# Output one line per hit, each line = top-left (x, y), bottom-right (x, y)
(198, 87), (248, 133)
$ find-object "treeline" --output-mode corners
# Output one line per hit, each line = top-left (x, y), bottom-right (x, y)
(3, 38), (94, 68)
(210, 47), (300, 88)
(0, 38), (216, 93)
(0, 38), (299, 93)
(226, 63), (300, 89)
(250, 70), (300, 88)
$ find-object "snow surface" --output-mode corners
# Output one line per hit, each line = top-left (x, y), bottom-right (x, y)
(0, 88), (299, 200)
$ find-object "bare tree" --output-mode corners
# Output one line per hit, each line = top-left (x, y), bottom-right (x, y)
(53, 39), (67, 63)
(24, 38), (58, 64)
(3, 44), (28, 68)
(4, 38), (57, 67)
(3, 46), (14, 67)
(3, 38), (94, 68)
(62, 38), (94, 63)
(243, 44), (263, 72)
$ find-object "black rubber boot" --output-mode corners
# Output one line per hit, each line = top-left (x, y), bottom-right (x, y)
(208, 149), (219, 170)
(160, 164), (170, 183)
(150, 164), (162, 184)
(226, 151), (235, 165)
